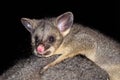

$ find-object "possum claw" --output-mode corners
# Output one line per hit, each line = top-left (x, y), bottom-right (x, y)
(40, 65), (49, 74)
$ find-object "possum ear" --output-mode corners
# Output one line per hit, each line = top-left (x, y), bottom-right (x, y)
(21, 18), (35, 33)
(56, 12), (73, 37)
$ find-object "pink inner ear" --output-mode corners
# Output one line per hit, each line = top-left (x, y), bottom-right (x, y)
(56, 12), (73, 32)
(37, 45), (45, 54)
(58, 21), (66, 32)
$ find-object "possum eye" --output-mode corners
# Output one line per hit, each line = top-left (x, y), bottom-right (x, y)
(48, 36), (55, 43)
(35, 36), (39, 43)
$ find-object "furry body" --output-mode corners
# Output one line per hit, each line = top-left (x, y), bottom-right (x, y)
(21, 12), (120, 80)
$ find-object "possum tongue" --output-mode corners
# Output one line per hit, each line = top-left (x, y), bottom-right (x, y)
(37, 45), (45, 54)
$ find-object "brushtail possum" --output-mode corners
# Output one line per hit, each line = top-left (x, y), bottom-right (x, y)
(21, 12), (120, 80)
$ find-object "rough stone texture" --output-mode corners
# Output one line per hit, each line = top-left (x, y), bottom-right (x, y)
(1, 55), (109, 80)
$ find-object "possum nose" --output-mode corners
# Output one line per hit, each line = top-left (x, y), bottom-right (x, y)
(37, 45), (45, 54)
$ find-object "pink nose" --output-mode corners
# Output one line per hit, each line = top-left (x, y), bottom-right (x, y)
(37, 45), (45, 54)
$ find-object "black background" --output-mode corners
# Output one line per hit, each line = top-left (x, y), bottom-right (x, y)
(0, 1), (119, 74)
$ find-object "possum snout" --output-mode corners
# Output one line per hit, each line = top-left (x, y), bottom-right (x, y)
(37, 44), (45, 54)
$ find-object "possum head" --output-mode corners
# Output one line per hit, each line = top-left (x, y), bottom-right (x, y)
(21, 12), (73, 57)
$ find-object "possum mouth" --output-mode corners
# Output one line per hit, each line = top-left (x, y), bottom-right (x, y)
(36, 44), (51, 56)
(37, 51), (51, 57)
